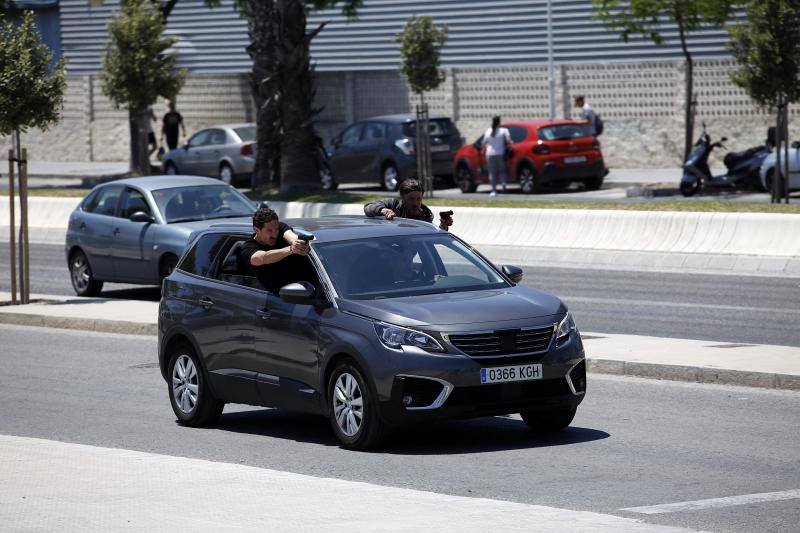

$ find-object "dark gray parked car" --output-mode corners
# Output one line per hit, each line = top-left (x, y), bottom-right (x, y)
(65, 176), (255, 296)
(325, 114), (463, 191)
(159, 216), (586, 450)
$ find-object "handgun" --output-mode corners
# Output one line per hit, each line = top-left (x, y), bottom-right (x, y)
(295, 229), (315, 242)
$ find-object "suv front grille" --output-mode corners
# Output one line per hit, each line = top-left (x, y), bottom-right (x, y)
(447, 325), (554, 359)
(446, 379), (571, 408)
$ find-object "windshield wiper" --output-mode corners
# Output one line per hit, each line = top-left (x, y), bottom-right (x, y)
(167, 216), (202, 223)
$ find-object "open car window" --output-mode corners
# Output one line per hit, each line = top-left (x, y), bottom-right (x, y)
(315, 234), (509, 300)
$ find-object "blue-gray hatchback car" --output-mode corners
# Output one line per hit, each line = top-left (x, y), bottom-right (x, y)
(159, 216), (585, 450)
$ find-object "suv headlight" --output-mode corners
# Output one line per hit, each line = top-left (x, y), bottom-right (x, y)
(556, 311), (576, 342)
(374, 321), (443, 352)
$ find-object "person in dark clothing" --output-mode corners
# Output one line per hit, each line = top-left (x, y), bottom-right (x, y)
(364, 179), (453, 231)
(238, 206), (310, 294)
(161, 100), (186, 151)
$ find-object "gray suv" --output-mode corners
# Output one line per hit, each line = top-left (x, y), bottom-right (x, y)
(159, 216), (585, 450)
(325, 115), (463, 191)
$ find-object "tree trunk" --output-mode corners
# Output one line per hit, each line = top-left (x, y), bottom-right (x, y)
(243, 0), (280, 192)
(275, 0), (325, 193)
(677, 17), (695, 164)
(128, 107), (150, 175)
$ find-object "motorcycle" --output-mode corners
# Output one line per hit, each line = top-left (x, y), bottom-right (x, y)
(680, 124), (771, 197)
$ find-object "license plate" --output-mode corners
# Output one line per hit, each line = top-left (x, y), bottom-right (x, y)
(480, 364), (543, 384)
(564, 155), (587, 164)
(431, 144), (450, 153)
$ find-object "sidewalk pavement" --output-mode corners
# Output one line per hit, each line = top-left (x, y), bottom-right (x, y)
(1, 292), (798, 391)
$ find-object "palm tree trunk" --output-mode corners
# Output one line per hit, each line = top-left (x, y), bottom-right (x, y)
(243, 0), (280, 192)
(275, 0), (325, 193)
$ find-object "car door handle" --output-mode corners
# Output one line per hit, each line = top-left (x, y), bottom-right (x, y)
(199, 297), (214, 309)
(112, 228), (120, 235)
(79, 222), (86, 230)
(256, 309), (271, 320)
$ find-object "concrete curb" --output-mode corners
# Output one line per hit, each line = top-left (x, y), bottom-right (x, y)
(1, 311), (796, 391)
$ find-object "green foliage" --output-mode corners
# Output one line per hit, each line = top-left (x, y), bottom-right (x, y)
(728, 0), (800, 109)
(396, 15), (448, 95)
(101, 0), (185, 111)
(593, 0), (734, 44)
(0, 10), (66, 135)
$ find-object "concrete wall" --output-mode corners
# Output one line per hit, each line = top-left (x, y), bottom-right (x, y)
(2, 59), (792, 168)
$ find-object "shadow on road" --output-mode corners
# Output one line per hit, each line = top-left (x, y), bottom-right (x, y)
(99, 286), (162, 301)
(212, 408), (610, 453)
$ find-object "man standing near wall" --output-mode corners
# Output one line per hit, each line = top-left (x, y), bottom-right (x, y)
(161, 101), (186, 151)
(574, 95), (597, 136)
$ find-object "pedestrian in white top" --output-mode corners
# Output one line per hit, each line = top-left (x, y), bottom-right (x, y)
(574, 95), (597, 136)
(482, 116), (512, 196)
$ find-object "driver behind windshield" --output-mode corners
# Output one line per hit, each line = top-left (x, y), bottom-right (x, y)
(239, 206), (309, 294)
(364, 178), (453, 231)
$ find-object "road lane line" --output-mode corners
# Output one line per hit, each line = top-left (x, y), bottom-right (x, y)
(0, 434), (704, 533)
(621, 489), (800, 514)
(564, 296), (800, 315)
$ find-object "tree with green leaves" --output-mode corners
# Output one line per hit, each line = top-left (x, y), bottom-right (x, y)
(101, 0), (185, 175)
(593, 0), (736, 162)
(0, 10), (67, 164)
(396, 15), (448, 104)
(729, 0), (800, 204)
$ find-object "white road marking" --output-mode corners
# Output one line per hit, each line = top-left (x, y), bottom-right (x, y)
(621, 489), (800, 515)
(0, 435), (703, 533)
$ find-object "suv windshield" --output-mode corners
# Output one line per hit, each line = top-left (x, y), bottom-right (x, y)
(538, 124), (591, 141)
(402, 119), (456, 138)
(152, 185), (255, 223)
(315, 234), (509, 300)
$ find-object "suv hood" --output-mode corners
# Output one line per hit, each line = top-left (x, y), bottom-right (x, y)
(337, 285), (564, 328)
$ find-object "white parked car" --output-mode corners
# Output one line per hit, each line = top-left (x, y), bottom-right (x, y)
(759, 141), (800, 192)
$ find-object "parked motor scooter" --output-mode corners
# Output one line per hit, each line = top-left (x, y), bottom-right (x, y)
(680, 123), (771, 197)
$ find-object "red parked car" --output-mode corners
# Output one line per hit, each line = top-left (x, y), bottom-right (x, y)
(452, 120), (606, 193)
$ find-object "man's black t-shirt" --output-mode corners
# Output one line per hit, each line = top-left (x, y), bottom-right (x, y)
(162, 111), (183, 147)
(238, 222), (295, 294)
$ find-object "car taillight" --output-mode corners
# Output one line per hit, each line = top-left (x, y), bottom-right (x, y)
(592, 139), (600, 151)
(533, 143), (550, 155)
(240, 143), (254, 156)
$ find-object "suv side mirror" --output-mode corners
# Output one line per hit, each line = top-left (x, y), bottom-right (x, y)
(501, 265), (523, 283)
(129, 211), (154, 223)
(279, 281), (317, 305)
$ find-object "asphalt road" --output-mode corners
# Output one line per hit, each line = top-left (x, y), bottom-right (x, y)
(0, 324), (797, 532)
(2, 243), (799, 347)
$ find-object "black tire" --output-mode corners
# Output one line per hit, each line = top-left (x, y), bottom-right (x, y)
(456, 163), (477, 193)
(584, 175), (604, 191)
(159, 253), (178, 282)
(219, 162), (234, 186)
(163, 161), (178, 175)
(680, 179), (699, 197)
(69, 249), (103, 297)
(518, 163), (538, 194)
(327, 360), (385, 450)
(765, 168), (785, 196)
(381, 163), (400, 191)
(520, 407), (576, 432)
(167, 342), (223, 427)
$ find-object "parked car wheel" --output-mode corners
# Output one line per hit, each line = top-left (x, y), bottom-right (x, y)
(159, 253), (178, 283)
(321, 163), (338, 191)
(584, 174), (604, 191)
(382, 163), (399, 191)
(168, 343), (223, 427)
(327, 360), (385, 450)
(456, 163), (477, 193)
(518, 163), (538, 194)
(219, 163), (234, 185)
(69, 249), (103, 297)
(164, 162), (178, 175)
(520, 407), (576, 431)
(764, 168), (786, 195)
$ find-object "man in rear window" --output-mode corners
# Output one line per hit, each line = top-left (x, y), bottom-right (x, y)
(364, 179), (453, 231)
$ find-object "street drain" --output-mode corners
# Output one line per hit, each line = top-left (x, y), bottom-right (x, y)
(130, 362), (159, 369)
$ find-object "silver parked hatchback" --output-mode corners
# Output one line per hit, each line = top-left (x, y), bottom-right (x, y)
(158, 216), (586, 450)
(162, 123), (256, 186)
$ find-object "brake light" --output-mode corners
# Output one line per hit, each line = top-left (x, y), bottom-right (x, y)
(240, 143), (254, 156)
(533, 143), (550, 155)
